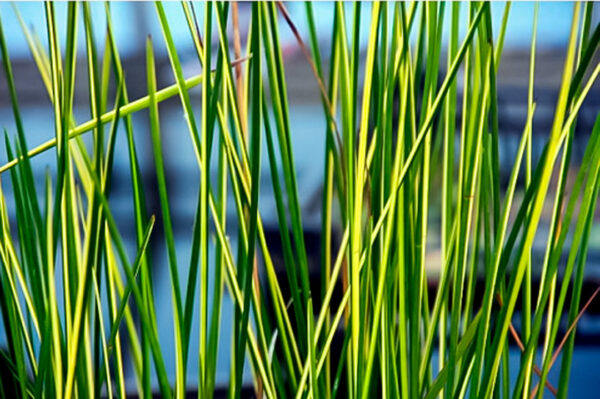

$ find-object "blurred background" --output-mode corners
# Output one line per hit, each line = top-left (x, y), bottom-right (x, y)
(0, 2), (599, 396)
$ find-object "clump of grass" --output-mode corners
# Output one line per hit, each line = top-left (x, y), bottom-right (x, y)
(0, 2), (599, 398)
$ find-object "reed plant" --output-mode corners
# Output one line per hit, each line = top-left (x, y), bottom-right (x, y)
(0, 1), (599, 398)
